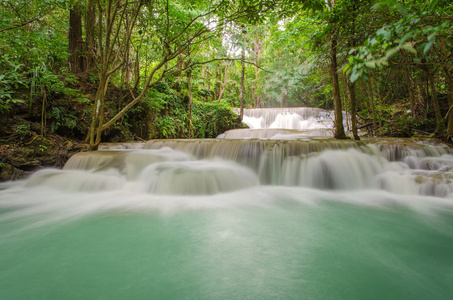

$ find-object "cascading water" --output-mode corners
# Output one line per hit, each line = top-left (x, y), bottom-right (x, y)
(1, 107), (453, 299)
(221, 107), (350, 139)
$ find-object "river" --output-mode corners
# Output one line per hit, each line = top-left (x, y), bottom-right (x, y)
(1, 108), (453, 299)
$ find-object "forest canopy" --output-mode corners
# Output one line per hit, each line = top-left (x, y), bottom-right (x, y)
(0, 0), (452, 148)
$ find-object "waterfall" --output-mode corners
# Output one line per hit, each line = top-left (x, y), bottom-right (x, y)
(1, 107), (453, 300)
(224, 107), (352, 138)
(239, 107), (335, 129)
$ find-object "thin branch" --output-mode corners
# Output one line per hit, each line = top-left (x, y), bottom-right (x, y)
(0, 18), (40, 33)
(187, 58), (273, 73)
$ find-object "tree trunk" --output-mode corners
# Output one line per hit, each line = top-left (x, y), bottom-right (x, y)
(85, 0), (96, 73)
(341, 74), (350, 131)
(329, 31), (347, 139)
(173, 55), (183, 91)
(425, 69), (445, 137)
(366, 79), (378, 136)
(253, 40), (262, 108)
(347, 79), (360, 140)
(446, 72), (453, 139)
(188, 69), (193, 138)
(239, 28), (245, 121)
(69, 5), (84, 74)
(134, 50), (140, 88)
(206, 68), (211, 90)
(89, 75), (109, 150)
(439, 36), (453, 140)
(416, 73), (429, 111)
(217, 62), (229, 103)
(400, 51), (418, 120)
(344, 3), (359, 140)
(215, 63), (222, 101)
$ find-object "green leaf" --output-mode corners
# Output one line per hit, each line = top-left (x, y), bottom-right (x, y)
(350, 71), (360, 83)
(385, 47), (399, 59)
(342, 64), (351, 74)
(423, 26), (434, 34)
(401, 42), (416, 54)
(400, 32), (414, 45)
(365, 61), (376, 69)
(396, 3), (407, 15)
(427, 32), (437, 41)
(423, 40), (434, 54)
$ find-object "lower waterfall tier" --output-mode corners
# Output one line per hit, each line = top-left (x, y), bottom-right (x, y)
(2, 138), (444, 196)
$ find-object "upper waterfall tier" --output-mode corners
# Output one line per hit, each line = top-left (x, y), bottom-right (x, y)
(239, 107), (343, 130)
(228, 107), (352, 138)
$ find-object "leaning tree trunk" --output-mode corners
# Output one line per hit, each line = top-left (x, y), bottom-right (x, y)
(329, 31), (347, 139)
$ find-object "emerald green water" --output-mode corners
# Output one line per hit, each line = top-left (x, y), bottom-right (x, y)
(1, 188), (453, 299)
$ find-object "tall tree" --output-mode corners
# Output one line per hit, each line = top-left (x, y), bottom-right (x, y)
(327, 0), (347, 139)
(87, 0), (278, 149)
(84, 0), (96, 73)
(239, 24), (246, 121)
(68, 3), (84, 74)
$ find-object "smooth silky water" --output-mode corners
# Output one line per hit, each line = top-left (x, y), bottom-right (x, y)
(1, 107), (453, 299)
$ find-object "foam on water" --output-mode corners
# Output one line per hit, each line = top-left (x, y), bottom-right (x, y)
(26, 169), (125, 192)
(219, 128), (334, 139)
(140, 160), (259, 195)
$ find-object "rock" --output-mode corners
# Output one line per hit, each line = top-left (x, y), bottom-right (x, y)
(8, 148), (42, 170)
(30, 122), (42, 134)
(0, 129), (90, 181)
(0, 163), (28, 181)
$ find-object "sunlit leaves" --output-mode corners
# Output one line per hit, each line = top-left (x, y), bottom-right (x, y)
(345, 0), (453, 82)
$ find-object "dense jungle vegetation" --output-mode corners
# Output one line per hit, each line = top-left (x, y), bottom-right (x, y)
(0, 0), (452, 178)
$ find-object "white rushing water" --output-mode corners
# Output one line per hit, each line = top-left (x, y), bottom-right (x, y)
(1, 107), (453, 300)
(240, 107), (336, 130)
(225, 107), (352, 138)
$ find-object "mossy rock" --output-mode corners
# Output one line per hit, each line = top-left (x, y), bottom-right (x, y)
(0, 163), (28, 181)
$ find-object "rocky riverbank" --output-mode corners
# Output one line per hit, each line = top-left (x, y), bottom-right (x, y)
(0, 132), (88, 181)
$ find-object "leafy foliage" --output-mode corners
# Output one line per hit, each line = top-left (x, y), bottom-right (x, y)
(344, 0), (453, 82)
(0, 56), (27, 112)
(1, 0), (452, 144)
